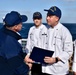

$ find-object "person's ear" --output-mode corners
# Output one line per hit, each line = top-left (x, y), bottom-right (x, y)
(14, 25), (18, 30)
(55, 16), (59, 22)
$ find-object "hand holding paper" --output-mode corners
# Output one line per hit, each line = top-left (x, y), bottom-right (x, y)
(30, 47), (54, 64)
(44, 57), (56, 64)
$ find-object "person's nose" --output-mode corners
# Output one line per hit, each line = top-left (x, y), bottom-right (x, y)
(46, 16), (50, 20)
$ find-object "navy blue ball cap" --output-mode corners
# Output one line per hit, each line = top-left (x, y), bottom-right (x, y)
(44, 6), (61, 19)
(33, 12), (42, 19)
(3, 11), (28, 27)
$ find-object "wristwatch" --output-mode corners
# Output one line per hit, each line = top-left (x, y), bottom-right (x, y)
(55, 57), (59, 63)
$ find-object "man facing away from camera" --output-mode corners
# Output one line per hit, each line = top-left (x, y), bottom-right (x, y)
(0, 11), (29, 75)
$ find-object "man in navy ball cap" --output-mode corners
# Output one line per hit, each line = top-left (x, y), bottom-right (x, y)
(37, 6), (73, 75)
(33, 12), (42, 19)
(3, 11), (27, 27)
(25, 11), (48, 75)
(0, 11), (29, 75)
(44, 6), (61, 19)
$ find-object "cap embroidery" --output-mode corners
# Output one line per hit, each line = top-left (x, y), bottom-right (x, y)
(50, 8), (54, 12)
(50, 6), (56, 12)
(54, 7), (56, 11)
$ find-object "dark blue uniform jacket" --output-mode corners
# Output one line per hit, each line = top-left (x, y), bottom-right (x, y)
(0, 26), (29, 75)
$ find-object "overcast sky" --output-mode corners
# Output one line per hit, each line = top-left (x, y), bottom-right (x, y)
(0, 0), (76, 23)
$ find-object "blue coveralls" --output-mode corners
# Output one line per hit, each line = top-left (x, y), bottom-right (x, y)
(0, 26), (29, 75)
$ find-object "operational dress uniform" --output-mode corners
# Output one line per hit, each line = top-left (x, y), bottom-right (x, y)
(0, 26), (29, 75)
(0, 11), (29, 75)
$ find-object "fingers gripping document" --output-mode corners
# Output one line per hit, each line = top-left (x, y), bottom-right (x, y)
(30, 47), (54, 64)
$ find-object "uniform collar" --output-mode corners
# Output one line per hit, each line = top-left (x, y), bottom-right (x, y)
(49, 22), (62, 30)
(34, 24), (44, 29)
(1, 26), (22, 40)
